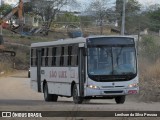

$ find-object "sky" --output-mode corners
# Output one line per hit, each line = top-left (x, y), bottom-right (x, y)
(78, 0), (160, 6)
(1, 0), (160, 6)
(138, 0), (160, 5)
(76, 0), (160, 11)
(1, 0), (160, 11)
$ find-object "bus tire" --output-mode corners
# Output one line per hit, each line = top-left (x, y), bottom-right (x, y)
(115, 96), (125, 104)
(51, 94), (58, 102)
(73, 84), (83, 104)
(28, 70), (30, 78)
(83, 99), (90, 104)
(44, 83), (58, 102)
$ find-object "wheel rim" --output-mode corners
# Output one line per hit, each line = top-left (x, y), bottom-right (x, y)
(73, 86), (78, 102)
(44, 86), (48, 100)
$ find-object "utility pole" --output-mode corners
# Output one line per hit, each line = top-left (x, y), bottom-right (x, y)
(0, 0), (3, 35)
(19, 0), (24, 34)
(121, 0), (126, 35)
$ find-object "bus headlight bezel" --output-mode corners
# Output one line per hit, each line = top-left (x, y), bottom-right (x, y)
(128, 83), (138, 88)
(87, 85), (100, 89)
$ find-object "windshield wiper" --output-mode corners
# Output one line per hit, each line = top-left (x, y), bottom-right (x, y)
(116, 47), (124, 65)
(121, 72), (135, 75)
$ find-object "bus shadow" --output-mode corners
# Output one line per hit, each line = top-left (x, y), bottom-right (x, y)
(0, 99), (116, 106)
(57, 100), (116, 105)
(11, 76), (28, 78)
(0, 99), (47, 106)
(83, 102), (116, 105)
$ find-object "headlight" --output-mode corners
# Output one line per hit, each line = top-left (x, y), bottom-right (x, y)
(128, 83), (138, 88)
(87, 85), (100, 89)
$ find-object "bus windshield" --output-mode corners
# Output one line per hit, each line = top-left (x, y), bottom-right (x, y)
(87, 46), (136, 76)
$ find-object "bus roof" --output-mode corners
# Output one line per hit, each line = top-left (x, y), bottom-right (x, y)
(87, 35), (137, 39)
(31, 35), (138, 48)
(31, 37), (86, 47)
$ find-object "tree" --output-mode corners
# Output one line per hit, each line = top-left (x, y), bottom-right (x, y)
(115, 0), (141, 33)
(140, 36), (160, 62)
(147, 7), (160, 32)
(116, 0), (140, 15)
(80, 16), (93, 27)
(87, 0), (113, 34)
(23, 2), (33, 13)
(56, 12), (80, 28)
(31, 0), (78, 31)
(0, 4), (12, 16)
(57, 13), (80, 23)
(147, 4), (160, 11)
(134, 3), (160, 32)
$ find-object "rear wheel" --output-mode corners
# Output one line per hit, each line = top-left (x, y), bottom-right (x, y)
(28, 71), (30, 78)
(115, 96), (125, 104)
(73, 84), (83, 104)
(83, 99), (90, 104)
(44, 83), (58, 102)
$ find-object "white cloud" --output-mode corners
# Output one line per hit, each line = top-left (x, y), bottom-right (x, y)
(138, 0), (160, 5)
(78, 0), (160, 6)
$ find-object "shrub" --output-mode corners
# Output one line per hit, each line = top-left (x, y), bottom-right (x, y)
(138, 35), (160, 102)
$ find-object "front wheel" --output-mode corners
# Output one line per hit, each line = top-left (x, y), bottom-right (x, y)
(44, 83), (58, 102)
(83, 99), (90, 104)
(115, 96), (125, 104)
(72, 84), (83, 104)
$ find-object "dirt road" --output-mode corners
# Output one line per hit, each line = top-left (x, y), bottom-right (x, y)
(0, 71), (159, 120)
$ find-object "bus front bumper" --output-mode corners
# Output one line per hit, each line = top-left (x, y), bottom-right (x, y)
(85, 87), (139, 97)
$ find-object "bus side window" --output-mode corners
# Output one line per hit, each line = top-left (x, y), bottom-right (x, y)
(68, 46), (72, 66)
(48, 47), (52, 67)
(60, 47), (64, 66)
(41, 48), (45, 56)
(31, 48), (37, 67)
(52, 47), (56, 66)
(56, 47), (61, 66)
(75, 46), (78, 66)
(64, 46), (68, 66)
(41, 48), (45, 66)
(45, 48), (49, 66)
(31, 49), (33, 66)
(31, 49), (33, 57)
(41, 47), (48, 67)
(71, 46), (78, 66)
(34, 49), (37, 66)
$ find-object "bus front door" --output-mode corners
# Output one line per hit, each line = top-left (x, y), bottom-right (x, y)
(37, 49), (42, 92)
(79, 47), (85, 97)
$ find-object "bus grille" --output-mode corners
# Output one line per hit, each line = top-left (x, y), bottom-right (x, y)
(101, 86), (124, 88)
(104, 91), (123, 94)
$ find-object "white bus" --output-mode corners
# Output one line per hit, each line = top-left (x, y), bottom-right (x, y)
(30, 36), (139, 104)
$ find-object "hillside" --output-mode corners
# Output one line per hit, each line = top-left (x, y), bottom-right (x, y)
(1, 29), (72, 71)
(0, 29), (160, 102)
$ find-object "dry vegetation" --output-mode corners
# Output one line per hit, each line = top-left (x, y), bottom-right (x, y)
(138, 35), (160, 102)
(138, 59), (160, 102)
(0, 29), (160, 102)
(0, 61), (13, 75)
(0, 29), (70, 76)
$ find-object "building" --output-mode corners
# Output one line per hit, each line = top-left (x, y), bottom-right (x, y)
(24, 14), (41, 27)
